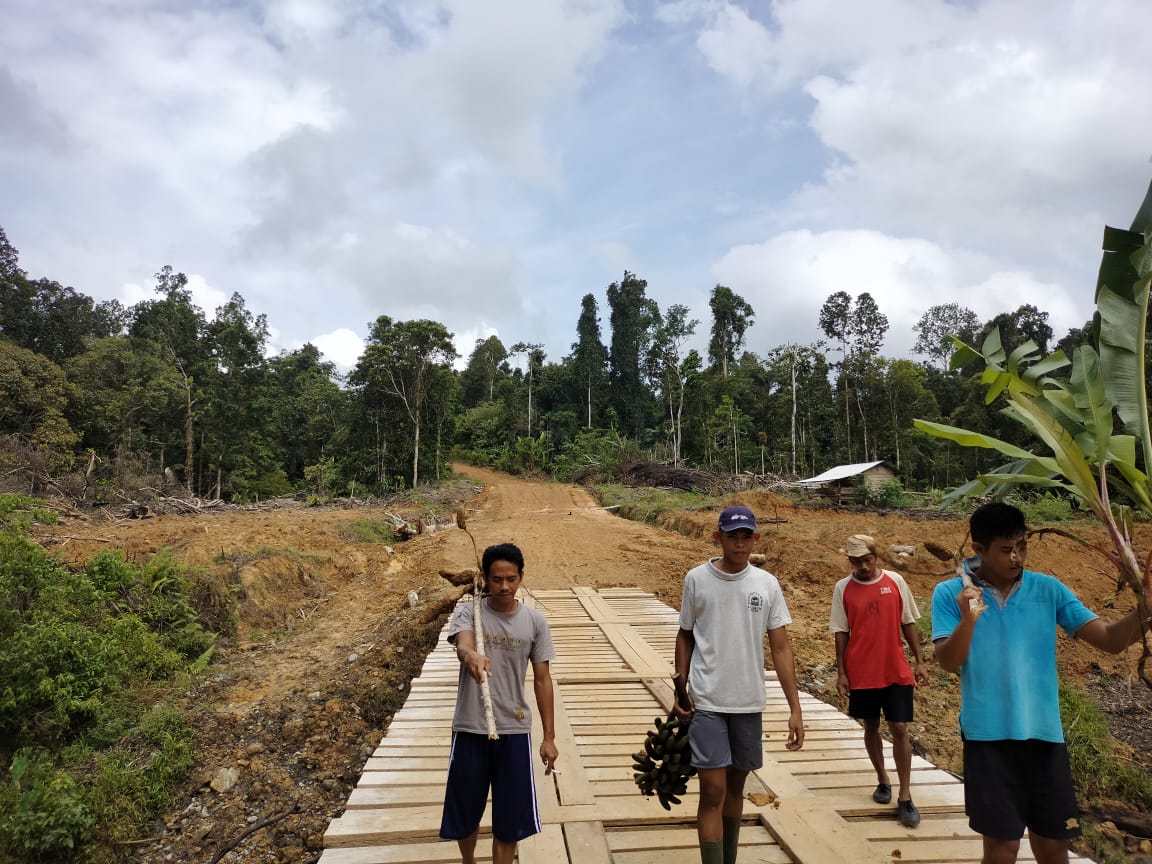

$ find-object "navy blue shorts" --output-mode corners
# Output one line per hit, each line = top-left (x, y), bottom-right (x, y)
(439, 731), (541, 843)
(963, 738), (1080, 840)
(848, 685), (914, 723)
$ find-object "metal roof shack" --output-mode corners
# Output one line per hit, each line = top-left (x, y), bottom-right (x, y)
(797, 460), (898, 502)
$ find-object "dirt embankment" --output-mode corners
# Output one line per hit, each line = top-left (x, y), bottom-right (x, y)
(39, 466), (1152, 863)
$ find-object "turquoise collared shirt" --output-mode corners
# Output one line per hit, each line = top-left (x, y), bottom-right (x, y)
(931, 559), (1096, 742)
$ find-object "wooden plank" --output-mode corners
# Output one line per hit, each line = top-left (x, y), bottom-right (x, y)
(758, 798), (891, 864)
(607, 823), (778, 851)
(563, 821), (614, 864)
(613, 848), (790, 864)
(516, 823), (567, 864)
(318, 837), (490, 863)
(543, 681), (596, 806)
(347, 785), (450, 808)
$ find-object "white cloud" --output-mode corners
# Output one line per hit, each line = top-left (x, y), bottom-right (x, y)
(712, 229), (1082, 358)
(311, 328), (364, 371)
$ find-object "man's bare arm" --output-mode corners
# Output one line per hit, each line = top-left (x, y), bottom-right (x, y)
(767, 625), (804, 751)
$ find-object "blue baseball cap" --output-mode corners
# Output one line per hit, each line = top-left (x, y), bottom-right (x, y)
(718, 505), (757, 532)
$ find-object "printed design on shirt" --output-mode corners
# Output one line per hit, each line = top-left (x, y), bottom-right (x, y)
(867, 600), (880, 616)
(879, 585), (892, 595)
(485, 634), (524, 652)
(746, 592), (765, 612)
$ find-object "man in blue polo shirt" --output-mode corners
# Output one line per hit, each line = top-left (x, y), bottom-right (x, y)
(933, 502), (1152, 864)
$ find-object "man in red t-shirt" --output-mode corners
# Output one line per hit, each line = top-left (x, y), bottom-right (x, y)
(829, 534), (928, 829)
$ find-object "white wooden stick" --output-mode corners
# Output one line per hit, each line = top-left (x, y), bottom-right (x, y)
(456, 508), (498, 740)
(473, 571), (499, 739)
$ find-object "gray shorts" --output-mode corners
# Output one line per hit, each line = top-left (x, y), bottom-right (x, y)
(688, 710), (764, 771)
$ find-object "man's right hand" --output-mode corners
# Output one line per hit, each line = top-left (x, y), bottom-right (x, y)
(461, 649), (492, 683)
(671, 678), (694, 720)
(836, 671), (851, 700)
(957, 585), (986, 621)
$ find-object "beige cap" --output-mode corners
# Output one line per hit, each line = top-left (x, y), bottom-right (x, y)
(841, 534), (875, 557)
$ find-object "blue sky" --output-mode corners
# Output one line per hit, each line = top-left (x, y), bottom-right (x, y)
(2, 0), (1150, 371)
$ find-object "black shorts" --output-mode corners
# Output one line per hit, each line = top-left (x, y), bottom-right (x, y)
(963, 739), (1080, 840)
(847, 685), (914, 723)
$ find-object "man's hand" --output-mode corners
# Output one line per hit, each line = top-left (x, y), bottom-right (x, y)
(461, 648), (491, 683)
(913, 661), (929, 687)
(785, 707), (804, 751)
(957, 584), (986, 621)
(836, 670), (851, 700)
(671, 678), (694, 721)
(540, 738), (558, 776)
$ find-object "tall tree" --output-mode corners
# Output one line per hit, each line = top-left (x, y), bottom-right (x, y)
(570, 293), (608, 428)
(819, 291), (854, 460)
(128, 267), (209, 492)
(708, 285), (755, 377)
(460, 336), (508, 407)
(607, 272), (658, 438)
(913, 303), (980, 369)
(267, 344), (347, 482)
(0, 277), (124, 363)
(651, 304), (700, 465)
(351, 317), (457, 488)
(203, 292), (273, 498)
(510, 342), (544, 436)
(848, 292), (889, 459)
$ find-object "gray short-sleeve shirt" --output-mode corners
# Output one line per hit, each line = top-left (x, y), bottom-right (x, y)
(448, 599), (556, 735)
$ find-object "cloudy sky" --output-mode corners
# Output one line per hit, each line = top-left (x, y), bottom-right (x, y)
(2, 0), (1150, 372)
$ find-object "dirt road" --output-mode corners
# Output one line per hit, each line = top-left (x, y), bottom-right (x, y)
(41, 466), (1152, 862)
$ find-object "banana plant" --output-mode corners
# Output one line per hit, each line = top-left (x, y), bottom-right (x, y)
(914, 179), (1152, 680)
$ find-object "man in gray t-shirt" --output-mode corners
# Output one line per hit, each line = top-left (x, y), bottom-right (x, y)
(673, 505), (805, 864)
(439, 543), (557, 864)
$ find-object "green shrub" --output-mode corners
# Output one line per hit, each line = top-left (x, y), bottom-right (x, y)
(1017, 491), (1075, 523)
(0, 749), (96, 858)
(342, 519), (397, 544)
(862, 478), (907, 508)
(1060, 679), (1152, 807)
(86, 708), (195, 843)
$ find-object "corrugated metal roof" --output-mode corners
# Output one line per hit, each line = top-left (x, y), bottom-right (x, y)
(797, 461), (890, 484)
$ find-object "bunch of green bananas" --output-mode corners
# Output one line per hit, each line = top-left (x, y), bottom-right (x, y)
(631, 714), (695, 810)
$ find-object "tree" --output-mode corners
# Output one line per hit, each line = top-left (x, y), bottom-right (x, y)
(0, 277), (123, 364)
(510, 342), (544, 436)
(267, 344), (348, 482)
(819, 291), (853, 459)
(977, 304), (1054, 357)
(203, 292), (275, 498)
(764, 344), (826, 475)
(607, 272), (659, 438)
(350, 317), (457, 488)
(460, 336), (508, 407)
(708, 285), (754, 377)
(128, 267), (210, 492)
(651, 304), (700, 465)
(570, 293), (608, 428)
(913, 303), (980, 369)
(0, 226), (22, 282)
(0, 340), (79, 471)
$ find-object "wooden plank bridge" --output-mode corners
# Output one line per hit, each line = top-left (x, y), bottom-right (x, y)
(320, 587), (1090, 863)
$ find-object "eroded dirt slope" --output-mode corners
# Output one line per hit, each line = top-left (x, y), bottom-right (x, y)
(38, 466), (1152, 863)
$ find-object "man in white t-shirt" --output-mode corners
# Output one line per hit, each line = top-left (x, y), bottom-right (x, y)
(673, 505), (805, 864)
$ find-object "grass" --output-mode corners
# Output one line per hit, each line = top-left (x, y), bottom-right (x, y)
(340, 520), (398, 544)
(213, 545), (326, 567)
(591, 484), (716, 525)
(1059, 678), (1152, 808)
